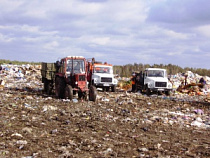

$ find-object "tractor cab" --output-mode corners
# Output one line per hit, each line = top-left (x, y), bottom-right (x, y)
(53, 56), (97, 101)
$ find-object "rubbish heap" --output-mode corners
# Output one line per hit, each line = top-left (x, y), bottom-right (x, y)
(169, 71), (210, 101)
(0, 64), (42, 92)
(0, 64), (209, 157)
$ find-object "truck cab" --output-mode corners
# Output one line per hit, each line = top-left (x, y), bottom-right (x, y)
(133, 68), (172, 95)
(143, 68), (172, 95)
(87, 59), (118, 92)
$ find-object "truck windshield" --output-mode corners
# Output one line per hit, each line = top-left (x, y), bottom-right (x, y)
(148, 70), (164, 77)
(66, 59), (85, 74)
(94, 66), (112, 74)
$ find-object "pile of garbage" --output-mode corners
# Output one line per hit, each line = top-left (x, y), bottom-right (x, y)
(0, 89), (209, 157)
(170, 71), (210, 96)
(0, 64), (42, 92)
(0, 64), (209, 157)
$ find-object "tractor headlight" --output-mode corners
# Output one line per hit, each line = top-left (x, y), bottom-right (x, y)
(75, 81), (78, 85)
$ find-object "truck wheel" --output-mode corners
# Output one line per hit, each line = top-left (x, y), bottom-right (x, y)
(65, 85), (73, 100)
(89, 85), (97, 102)
(146, 86), (151, 96)
(132, 84), (136, 92)
(55, 77), (65, 99)
(103, 87), (106, 92)
(111, 85), (116, 92)
(165, 90), (171, 96)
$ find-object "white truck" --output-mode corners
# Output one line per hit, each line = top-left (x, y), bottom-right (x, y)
(132, 68), (172, 95)
(88, 60), (118, 92)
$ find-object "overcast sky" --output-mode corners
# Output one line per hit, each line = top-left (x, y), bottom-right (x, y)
(0, 0), (210, 69)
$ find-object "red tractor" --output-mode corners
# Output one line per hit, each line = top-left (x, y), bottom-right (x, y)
(41, 56), (97, 101)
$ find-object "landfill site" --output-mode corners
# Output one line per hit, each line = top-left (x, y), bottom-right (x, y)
(0, 63), (210, 158)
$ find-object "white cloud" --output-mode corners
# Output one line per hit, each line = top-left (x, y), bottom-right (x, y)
(0, 0), (209, 69)
(195, 25), (210, 37)
(0, 33), (14, 42)
(43, 41), (59, 50)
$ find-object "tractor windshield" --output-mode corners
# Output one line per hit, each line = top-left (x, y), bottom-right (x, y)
(66, 59), (85, 74)
(147, 70), (165, 77)
(94, 66), (113, 74)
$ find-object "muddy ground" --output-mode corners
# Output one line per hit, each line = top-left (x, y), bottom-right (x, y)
(0, 88), (209, 158)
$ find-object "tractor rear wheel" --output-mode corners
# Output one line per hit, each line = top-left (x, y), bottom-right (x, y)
(55, 77), (65, 99)
(89, 85), (97, 102)
(65, 85), (73, 100)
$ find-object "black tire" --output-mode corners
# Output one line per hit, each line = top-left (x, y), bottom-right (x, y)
(146, 86), (151, 96)
(132, 84), (136, 92)
(65, 85), (73, 100)
(84, 92), (88, 101)
(55, 77), (65, 99)
(46, 82), (52, 95)
(89, 85), (97, 102)
(111, 85), (116, 92)
(102, 87), (106, 92)
(165, 90), (171, 96)
(106, 87), (110, 92)
(44, 79), (48, 92)
(78, 91), (83, 99)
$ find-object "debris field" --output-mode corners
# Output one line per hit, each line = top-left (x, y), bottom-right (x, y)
(0, 64), (209, 158)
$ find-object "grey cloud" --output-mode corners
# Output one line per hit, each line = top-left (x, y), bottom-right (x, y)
(147, 0), (210, 30)
(0, 0), (209, 69)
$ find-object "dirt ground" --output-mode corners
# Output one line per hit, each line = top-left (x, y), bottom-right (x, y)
(0, 88), (209, 158)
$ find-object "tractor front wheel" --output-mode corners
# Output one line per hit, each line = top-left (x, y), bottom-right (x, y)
(65, 85), (73, 100)
(78, 91), (83, 99)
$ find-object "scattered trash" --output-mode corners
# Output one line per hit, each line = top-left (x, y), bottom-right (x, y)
(193, 109), (204, 115)
(72, 98), (78, 103)
(0, 64), (209, 157)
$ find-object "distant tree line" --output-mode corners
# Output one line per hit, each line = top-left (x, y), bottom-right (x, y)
(113, 63), (210, 77)
(1, 59), (209, 77)
(0, 59), (40, 65)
